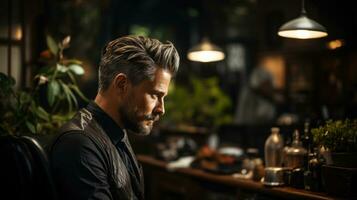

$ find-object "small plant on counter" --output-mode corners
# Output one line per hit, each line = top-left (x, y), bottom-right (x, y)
(0, 35), (88, 135)
(311, 119), (357, 153)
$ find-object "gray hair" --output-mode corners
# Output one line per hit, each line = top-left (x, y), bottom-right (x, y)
(98, 35), (180, 91)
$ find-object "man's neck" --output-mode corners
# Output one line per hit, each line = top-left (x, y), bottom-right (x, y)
(94, 92), (124, 129)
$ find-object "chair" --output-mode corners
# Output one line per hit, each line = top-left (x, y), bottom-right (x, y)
(0, 135), (58, 200)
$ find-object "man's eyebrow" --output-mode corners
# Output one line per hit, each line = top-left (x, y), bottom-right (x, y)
(153, 89), (166, 96)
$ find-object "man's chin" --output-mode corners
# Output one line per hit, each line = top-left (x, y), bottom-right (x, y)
(129, 123), (152, 136)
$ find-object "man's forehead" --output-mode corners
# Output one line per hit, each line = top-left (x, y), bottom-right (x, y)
(135, 69), (171, 91)
(151, 69), (171, 89)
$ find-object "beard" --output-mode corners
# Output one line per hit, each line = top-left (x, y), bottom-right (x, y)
(119, 102), (159, 136)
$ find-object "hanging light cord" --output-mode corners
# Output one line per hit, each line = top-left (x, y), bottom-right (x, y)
(301, 0), (306, 15)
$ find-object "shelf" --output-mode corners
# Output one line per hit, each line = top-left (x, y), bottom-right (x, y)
(137, 154), (345, 200)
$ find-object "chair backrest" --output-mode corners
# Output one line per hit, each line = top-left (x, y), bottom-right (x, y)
(0, 135), (58, 200)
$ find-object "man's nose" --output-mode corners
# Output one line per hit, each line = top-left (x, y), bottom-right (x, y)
(155, 99), (165, 116)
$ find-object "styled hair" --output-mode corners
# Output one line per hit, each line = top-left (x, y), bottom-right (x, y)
(98, 35), (180, 91)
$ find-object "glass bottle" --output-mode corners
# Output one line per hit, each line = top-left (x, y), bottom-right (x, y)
(264, 127), (284, 167)
(302, 120), (312, 168)
(284, 129), (307, 169)
(282, 135), (292, 168)
(304, 148), (323, 191)
(302, 120), (312, 152)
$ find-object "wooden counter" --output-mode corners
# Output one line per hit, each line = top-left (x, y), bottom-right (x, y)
(137, 155), (345, 200)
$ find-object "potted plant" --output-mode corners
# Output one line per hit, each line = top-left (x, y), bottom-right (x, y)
(311, 119), (357, 198)
(311, 119), (357, 167)
(0, 35), (88, 136)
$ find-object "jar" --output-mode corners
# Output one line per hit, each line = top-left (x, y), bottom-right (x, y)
(283, 129), (307, 169)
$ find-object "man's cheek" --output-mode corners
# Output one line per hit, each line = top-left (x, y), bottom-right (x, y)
(141, 98), (154, 112)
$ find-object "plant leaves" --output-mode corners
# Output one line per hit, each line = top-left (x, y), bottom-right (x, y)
(1, 33), (90, 136)
(56, 64), (68, 73)
(64, 59), (83, 65)
(46, 35), (59, 55)
(52, 113), (75, 122)
(0, 72), (16, 86)
(61, 83), (73, 112)
(47, 80), (60, 106)
(0, 72), (15, 96)
(36, 75), (48, 85)
(36, 106), (49, 121)
(26, 121), (36, 134)
(19, 91), (31, 105)
(62, 36), (71, 49)
(36, 123), (43, 133)
(69, 84), (89, 102)
(68, 89), (78, 108)
(68, 64), (84, 75)
(67, 71), (77, 84)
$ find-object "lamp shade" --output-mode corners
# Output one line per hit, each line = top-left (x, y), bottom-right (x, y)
(187, 38), (225, 62)
(278, 15), (328, 39)
(278, 0), (327, 39)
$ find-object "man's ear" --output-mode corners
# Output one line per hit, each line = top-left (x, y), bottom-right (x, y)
(112, 73), (128, 93)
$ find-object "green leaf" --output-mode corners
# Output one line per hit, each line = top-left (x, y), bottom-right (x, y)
(35, 75), (48, 85)
(67, 86), (78, 108)
(19, 91), (31, 105)
(68, 64), (84, 75)
(0, 72), (15, 86)
(36, 106), (49, 121)
(67, 71), (77, 84)
(56, 64), (68, 73)
(46, 35), (59, 55)
(36, 123), (43, 133)
(0, 73), (16, 97)
(47, 80), (60, 106)
(69, 85), (89, 102)
(52, 113), (75, 121)
(61, 83), (73, 112)
(65, 59), (83, 65)
(25, 121), (36, 134)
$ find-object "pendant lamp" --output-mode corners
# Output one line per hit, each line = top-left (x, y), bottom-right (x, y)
(187, 37), (225, 62)
(278, 0), (327, 39)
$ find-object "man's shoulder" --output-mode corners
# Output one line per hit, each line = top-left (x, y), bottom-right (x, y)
(53, 131), (96, 151)
(52, 107), (99, 156)
(59, 108), (95, 133)
(50, 131), (110, 183)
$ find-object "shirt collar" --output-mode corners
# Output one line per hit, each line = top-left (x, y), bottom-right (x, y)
(86, 101), (124, 145)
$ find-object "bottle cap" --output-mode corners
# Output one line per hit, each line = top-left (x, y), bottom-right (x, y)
(271, 127), (280, 133)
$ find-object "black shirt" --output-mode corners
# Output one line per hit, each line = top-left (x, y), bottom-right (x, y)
(51, 102), (141, 200)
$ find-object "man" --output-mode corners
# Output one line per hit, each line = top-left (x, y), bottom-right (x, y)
(234, 66), (276, 125)
(50, 35), (180, 200)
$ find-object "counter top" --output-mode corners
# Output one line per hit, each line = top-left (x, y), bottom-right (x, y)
(137, 154), (345, 200)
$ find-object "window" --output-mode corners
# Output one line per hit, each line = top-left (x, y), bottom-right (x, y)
(0, 0), (25, 88)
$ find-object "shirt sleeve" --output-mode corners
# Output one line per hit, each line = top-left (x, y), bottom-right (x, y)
(51, 132), (113, 200)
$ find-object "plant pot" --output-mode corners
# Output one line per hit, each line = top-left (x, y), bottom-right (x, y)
(322, 165), (357, 198)
(331, 152), (357, 168)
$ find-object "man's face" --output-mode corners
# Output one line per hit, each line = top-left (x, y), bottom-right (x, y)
(119, 68), (172, 135)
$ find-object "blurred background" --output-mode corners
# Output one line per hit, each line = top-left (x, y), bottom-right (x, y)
(1, 0), (357, 199)
(1, 0), (356, 125)
(2, 0), (357, 162)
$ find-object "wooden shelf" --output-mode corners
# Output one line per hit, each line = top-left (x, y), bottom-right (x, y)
(137, 154), (346, 200)
(159, 125), (210, 135)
